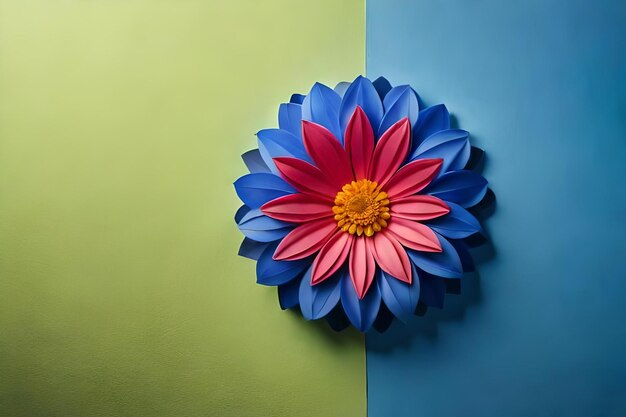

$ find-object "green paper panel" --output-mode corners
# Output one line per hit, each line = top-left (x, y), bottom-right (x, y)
(0, 1), (365, 416)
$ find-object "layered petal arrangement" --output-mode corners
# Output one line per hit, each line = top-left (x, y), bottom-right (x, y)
(234, 76), (492, 332)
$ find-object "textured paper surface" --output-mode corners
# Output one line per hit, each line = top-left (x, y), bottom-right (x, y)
(0, 1), (366, 416)
(366, 0), (626, 416)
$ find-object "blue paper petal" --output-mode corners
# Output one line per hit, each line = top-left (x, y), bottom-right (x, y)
(234, 205), (250, 223)
(256, 242), (308, 286)
(290, 93), (305, 104)
(378, 85), (419, 136)
(378, 265), (420, 323)
(372, 76), (392, 101)
(278, 277), (301, 310)
(339, 76), (384, 138)
(257, 128), (310, 174)
(418, 273), (446, 308)
(278, 103), (303, 139)
(427, 202), (482, 239)
(299, 267), (342, 320)
(301, 82), (342, 142)
(237, 208), (292, 242)
(408, 234), (463, 278)
(241, 149), (271, 174)
(334, 81), (351, 98)
(340, 268), (381, 332)
(449, 239), (475, 272)
(426, 170), (488, 208)
(411, 129), (471, 172)
(238, 237), (270, 261)
(412, 104), (451, 150)
(234, 173), (296, 209)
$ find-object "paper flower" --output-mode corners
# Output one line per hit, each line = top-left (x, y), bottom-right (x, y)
(234, 76), (491, 332)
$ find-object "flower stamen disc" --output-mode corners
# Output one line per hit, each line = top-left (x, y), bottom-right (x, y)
(332, 179), (391, 237)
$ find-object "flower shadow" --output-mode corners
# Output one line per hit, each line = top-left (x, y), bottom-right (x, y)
(285, 306), (364, 346)
(367, 238), (496, 352)
(367, 148), (497, 352)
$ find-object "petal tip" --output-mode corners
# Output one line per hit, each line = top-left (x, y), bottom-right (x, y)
(429, 238), (444, 253)
(398, 266), (412, 285)
(259, 200), (271, 212)
(272, 247), (286, 261)
(310, 269), (325, 286)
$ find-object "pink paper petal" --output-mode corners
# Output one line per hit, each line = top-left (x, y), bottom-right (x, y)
(370, 231), (412, 283)
(311, 231), (354, 285)
(385, 158), (443, 199)
(344, 106), (375, 180)
(261, 193), (333, 223)
(273, 218), (337, 261)
(274, 157), (337, 201)
(302, 121), (354, 189)
(349, 236), (376, 299)
(391, 195), (450, 221)
(368, 118), (411, 187)
(387, 217), (442, 252)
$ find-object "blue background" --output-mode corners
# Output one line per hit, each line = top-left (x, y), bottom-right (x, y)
(366, 0), (626, 416)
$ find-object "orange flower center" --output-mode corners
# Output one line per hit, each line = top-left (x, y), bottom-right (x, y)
(332, 179), (391, 237)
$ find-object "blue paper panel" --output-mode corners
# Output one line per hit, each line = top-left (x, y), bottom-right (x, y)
(366, 1), (626, 416)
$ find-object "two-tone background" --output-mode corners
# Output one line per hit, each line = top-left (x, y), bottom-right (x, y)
(1, 1), (625, 416)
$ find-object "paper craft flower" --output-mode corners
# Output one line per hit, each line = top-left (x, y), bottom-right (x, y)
(234, 76), (491, 332)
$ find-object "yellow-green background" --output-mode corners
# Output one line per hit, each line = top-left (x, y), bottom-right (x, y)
(0, 1), (365, 416)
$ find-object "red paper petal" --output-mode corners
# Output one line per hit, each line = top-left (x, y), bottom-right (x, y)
(349, 236), (376, 299)
(370, 231), (412, 283)
(385, 158), (443, 199)
(368, 118), (411, 187)
(344, 106), (375, 180)
(390, 195), (450, 221)
(273, 218), (337, 261)
(261, 193), (333, 223)
(302, 121), (354, 189)
(387, 217), (442, 252)
(274, 157), (337, 201)
(311, 231), (354, 285)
